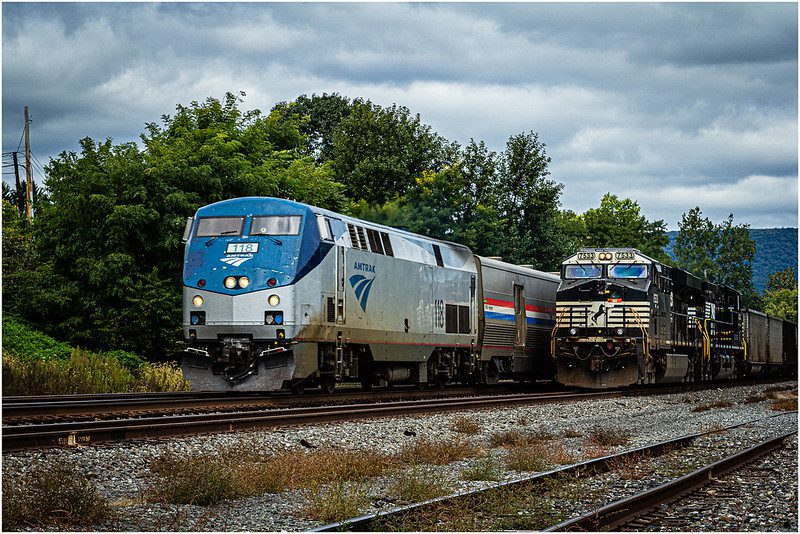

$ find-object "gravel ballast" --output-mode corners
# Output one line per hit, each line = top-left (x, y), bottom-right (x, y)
(2, 381), (797, 531)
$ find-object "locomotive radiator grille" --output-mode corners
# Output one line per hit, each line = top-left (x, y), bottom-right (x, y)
(556, 301), (650, 329)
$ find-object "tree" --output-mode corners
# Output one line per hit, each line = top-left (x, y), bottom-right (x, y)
(581, 193), (669, 262)
(273, 93), (353, 162)
(495, 132), (565, 270)
(332, 99), (448, 204)
(763, 267), (798, 322)
(674, 207), (758, 307)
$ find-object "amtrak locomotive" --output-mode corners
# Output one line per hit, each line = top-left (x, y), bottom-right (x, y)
(552, 248), (797, 388)
(181, 197), (558, 392)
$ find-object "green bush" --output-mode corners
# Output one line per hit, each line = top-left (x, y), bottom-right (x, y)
(2, 459), (111, 530)
(1, 314), (72, 361)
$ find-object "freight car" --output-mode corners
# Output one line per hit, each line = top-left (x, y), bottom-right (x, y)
(552, 248), (797, 388)
(180, 197), (558, 392)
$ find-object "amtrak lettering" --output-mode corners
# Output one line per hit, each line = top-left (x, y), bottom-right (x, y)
(353, 261), (376, 273)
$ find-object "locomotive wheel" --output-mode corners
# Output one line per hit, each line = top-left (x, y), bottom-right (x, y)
(320, 375), (335, 394)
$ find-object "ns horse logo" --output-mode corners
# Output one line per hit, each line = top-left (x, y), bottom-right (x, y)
(349, 274), (375, 311)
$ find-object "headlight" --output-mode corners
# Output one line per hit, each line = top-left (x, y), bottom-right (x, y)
(224, 277), (237, 289)
(616, 328), (624, 336)
(569, 327), (578, 336)
(192, 295), (204, 307)
(268, 294), (281, 307)
(265, 314), (275, 325)
(238, 276), (250, 289)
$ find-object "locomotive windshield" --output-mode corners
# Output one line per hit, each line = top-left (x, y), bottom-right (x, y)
(196, 217), (244, 237)
(564, 264), (602, 279)
(608, 264), (648, 279)
(251, 215), (302, 236)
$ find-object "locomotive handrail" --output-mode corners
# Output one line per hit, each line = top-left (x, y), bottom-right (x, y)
(694, 318), (711, 361)
(627, 307), (650, 364)
(550, 308), (570, 357)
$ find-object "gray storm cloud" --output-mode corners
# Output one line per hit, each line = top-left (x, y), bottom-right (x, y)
(2, 2), (796, 229)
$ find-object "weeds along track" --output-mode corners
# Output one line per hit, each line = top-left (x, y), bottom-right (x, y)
(2, 389), (627, 451)
(313, 413), (796, 532)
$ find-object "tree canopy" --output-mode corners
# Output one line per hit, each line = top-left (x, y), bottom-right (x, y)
(763, 267), (798, 322)
(674, 207), (759, 307)
(581, 193), (669, 263)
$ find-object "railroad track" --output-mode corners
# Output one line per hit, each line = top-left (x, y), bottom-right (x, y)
(4, 376), (779, 423)
(312, 414), (796, 532)
(2, 389), (627, 451)
(1, 383), (540, 421)
(546, 428), (797, 531)
(2, 379), (788, 451)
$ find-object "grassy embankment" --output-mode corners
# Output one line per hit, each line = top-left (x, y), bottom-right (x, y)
(1, 314), (188, 395)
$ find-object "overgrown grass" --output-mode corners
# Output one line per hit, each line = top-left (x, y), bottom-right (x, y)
(451, 415), (482, 434)
(462, 453), (503, 481)
(489, 428), (556, 448)
(398, 437), (475, 465)
(505, 442), (551, 472)
(691, 400), (733, 412)
(375, 475), (574, 531)
(607, 451), (653, 480)
(586, 426), (631, 447)
(2, 351), (188, 395)
(301, 481), (372, 523)
(772, 397), (798, 411)
(2, 459), (112, 530)
(147, 447), (394, 506)
(390, 466), (451, 502)
(2, 314), (187, 394)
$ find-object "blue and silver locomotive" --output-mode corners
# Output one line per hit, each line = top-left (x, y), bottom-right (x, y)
(181, 197), (559, 392)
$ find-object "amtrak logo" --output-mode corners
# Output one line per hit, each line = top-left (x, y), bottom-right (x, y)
(349, 274), (375, 311)
(220, 256), (252, 267)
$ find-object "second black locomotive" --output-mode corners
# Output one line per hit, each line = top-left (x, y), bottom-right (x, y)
(552, 248), (797, 388)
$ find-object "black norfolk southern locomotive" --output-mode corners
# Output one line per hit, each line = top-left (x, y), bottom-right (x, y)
(552, 248), (797, 388)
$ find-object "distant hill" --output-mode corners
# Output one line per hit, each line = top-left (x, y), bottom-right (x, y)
(665, 228), (797, 294)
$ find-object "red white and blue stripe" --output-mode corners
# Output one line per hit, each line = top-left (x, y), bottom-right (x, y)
(484, 298), (555, 327)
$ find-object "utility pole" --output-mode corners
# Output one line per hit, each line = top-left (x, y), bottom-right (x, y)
(24, 106), (32, 223)
(12, 151), (23, 216)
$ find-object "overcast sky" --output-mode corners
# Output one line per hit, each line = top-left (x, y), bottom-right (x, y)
(3, 2), (797, 229)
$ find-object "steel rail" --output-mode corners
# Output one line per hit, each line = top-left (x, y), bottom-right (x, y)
(544, 428), (797, 532)
(4, 376), (786, 420)
(1, 384), (540, 419)
(2, 390), (625, 451)
(313, 413), (795, 532)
